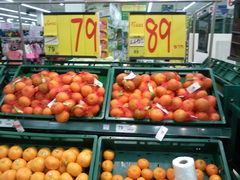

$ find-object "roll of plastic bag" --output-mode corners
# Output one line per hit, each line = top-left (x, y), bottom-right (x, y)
(173, 156), (197, 180)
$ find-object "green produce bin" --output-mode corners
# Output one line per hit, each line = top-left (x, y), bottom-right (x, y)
(0, 131), (97, 179)
(0, 65), (111, 121)
(0, 65), (6, 87)
(105, 67), (225, 125)
(94, 137), (231, 180)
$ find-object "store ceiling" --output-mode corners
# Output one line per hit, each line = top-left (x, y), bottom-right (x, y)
(0, 1), (229, 24)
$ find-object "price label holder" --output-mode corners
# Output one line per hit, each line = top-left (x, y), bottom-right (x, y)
(155, 126), (168, 141)
(0, 119), (14, 127)
(103, 124), (110, 131)
(44, 36), (59, 45)
(186, 82), (201, 94)
(129, 37), (144, 47)
(116, 124), (137, 133)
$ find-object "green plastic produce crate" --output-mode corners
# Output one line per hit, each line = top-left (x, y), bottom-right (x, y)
(105, 67), (225, 125)
(0, 65), (111, 121)
(94, 137), (231, 180)
(0, 131), (97, 179)
(0, 65), (6, 86)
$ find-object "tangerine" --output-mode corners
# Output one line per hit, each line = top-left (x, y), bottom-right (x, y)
(153, 167), (166, 180)
(103, 150), (114, 160)
(76, 173), (88, 180)
(60, 172), (73, 180)
(101, 160), (113, 172)
(209, 175), (222, 180)
(0, 145), (9, 158)
(23, 147), (37, 161)
(16, 167), (32, 180)
(196, 169), (204, 180)
(30, 172), (45, 180)
(112, 174), (124, 180)
(45, 170), (60, 180)
(11, 158), (26, 170)
(8, 145), (23, 160)
(38, 148), (51, 159)
(66, 162), (82, 177)
(61, 150), (77, 165)
(166, 168), (175, 180)
(55, 111), (70, 123)
(45, 156), (60, 170)
(206, 164), (218, 176)
(141, 168), (153, 180)
(30, 157), (45, 172)
(76, 151), (92, 168)
(0, 157), (12, 172)
(127, 165), (141, 179)
(100, 171), (112, 180)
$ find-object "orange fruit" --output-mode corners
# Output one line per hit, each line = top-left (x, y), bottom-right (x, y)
(136, 177), (145, 180)
(100, 172), (112, 180)
(11, 158), (26, 170)
(153, 168), (166, 180)
(206, 164), (218, 176)
(45, 170), (60, 180)
(26, 160), (32, 169)
(196, 169), (204, 180)
(81, 149), (92, 155)
(0, 169), (16, 180)
(76, 151), (92, 168)
(195, 159), (207, 171)
(66, 162), (82, 177)
(124, 178), (133, 180)
(15, 82), (26, 92)
(18, 96), (31, 107)
(166, 168), (175, 180)
(209, 175), (222, 180)
(149, 108), (164, 122)
(141, 168), (153, 180)
(137, 159), (149, 169)
(81, 85), (93, 97)
(45, 156), (60, 170)
(0, 157), (12, 172)
(127, 165), (141, 179)
(38, 147), (51, 159)
(0, 145), (9, 158)
(112, 174), (124, 180)
(101, 160), (113, 172)
(30, 172), (45, 180)
(30, 157), (45, 172)
(68, 147), (80, 156)
(8, 145), (23, 160)
(42, 107), (52, 115)
(52, 147), (64, 160)
(4, 94), (16, 105)
(23, 147), (37, 161)
(61, 150), (77, 165)
(16, 167), (32, 180)
(76, 173), (88, 180)
(60, 172), (73, 180)
(55, 111), (70, 123)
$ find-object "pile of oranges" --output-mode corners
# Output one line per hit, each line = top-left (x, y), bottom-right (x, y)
(1, 71), (105, 123)
(110, 72), (220, 122)
(100, 151), (222, 180)
(0, 145), (92, 180)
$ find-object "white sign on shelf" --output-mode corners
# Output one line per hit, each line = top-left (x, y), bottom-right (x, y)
(129, 37), (144, 47)
(116, 124), (137, 133)
(44, 36), (59, 45)
(0, 119), (14, 127)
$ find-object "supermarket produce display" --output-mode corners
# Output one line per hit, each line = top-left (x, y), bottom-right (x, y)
(94, 137), (231, 180)
(106, 67), (225, 124)
(0, 65), (110, 122)
(0, 131), (97, 180)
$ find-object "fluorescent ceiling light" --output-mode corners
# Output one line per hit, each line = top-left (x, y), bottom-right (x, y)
(59, 3), (64, 6)
(0, 13), (37, 22)
(0, 20), (5, 22)
(22, 23), (30, 26)
(0, 17), (3, 19)
(182, 2), (196, 11)
(0, 7), (37, 17)
(5, 0), (14, 2)
(147, 2), (153, 12)
(21, 4), (51, 13)
(7, 18), (13, 23)
(0, 13), (18, 19)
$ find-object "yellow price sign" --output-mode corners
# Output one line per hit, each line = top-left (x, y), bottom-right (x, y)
(44, 13), (100, 57)
(128, 13), (186, 58)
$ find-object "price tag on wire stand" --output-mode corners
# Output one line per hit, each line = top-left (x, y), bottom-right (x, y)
(116, 124), (137, 133)
(155, 126), (168, 141)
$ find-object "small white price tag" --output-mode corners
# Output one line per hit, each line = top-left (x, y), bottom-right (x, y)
(79, 100), (85, 104)
(47, 98), (56, 108)
(186, 82), (201, 94)
(129, 37), (144, 47)
(155, 126), (168, 141)
(94, 78), (103, 88)
(156, 103), (169, 114)
(116, 124), (137, 133)
(44, 36), (59, 45)
(0, 119), (14, 127)
(103, 124), (110, 130)
(13, 120), (25, 132)
(124, 72), (136, 80)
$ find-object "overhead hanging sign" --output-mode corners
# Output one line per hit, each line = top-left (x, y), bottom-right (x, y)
(43, 13), (100, 57)
(128, 13), (186, 59)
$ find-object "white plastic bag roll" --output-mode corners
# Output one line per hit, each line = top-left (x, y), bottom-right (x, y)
(173, 156), (197, 180)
